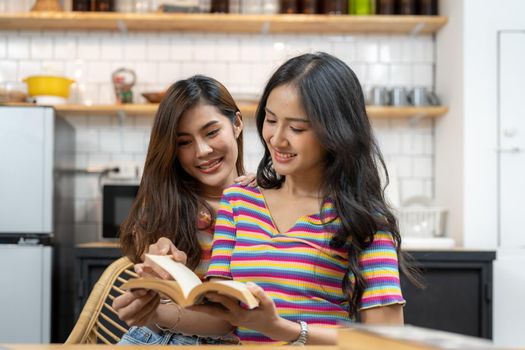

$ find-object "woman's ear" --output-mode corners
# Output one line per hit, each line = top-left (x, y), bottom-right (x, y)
(233, 112), (244, 138)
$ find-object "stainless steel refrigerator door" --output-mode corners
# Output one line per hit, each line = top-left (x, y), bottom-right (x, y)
(0, 106), (54, 234)
(0, 245), (52, 343)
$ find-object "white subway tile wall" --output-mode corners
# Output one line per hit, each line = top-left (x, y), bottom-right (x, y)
(0, 30), (435, 242)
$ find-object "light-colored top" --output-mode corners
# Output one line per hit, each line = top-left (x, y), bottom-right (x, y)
(194, 211), (214, 279)
(206, 185), (405, 344)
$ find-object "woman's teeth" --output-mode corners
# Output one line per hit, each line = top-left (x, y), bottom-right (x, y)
(276, 151), (296, 159)
(199, 159), (221, 169)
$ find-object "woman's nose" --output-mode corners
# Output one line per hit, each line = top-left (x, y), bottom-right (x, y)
(271, 126), (287, 148)
(195, 140), (212, 157)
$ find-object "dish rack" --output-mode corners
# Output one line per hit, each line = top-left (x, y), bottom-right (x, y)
(397, 199), (447, 238)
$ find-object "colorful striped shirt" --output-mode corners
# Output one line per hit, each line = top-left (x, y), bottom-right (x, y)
(206, 185), (405, 344)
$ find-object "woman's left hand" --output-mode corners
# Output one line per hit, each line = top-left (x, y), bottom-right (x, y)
(234, 173), (257, 187)
(190, 282), (282, 336)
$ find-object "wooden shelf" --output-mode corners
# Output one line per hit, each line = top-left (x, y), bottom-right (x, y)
(53, 101), (258, 118)
(0, 12), (447, 34)
(366, 106), (448, 119)
(50, 103), (447, 119)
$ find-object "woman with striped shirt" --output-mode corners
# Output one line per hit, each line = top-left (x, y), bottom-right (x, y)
(193, 52), (409, 345)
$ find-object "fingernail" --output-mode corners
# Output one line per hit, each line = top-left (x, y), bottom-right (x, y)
(246, 282), (257, 287)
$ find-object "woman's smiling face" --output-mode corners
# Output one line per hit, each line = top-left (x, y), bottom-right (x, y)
(262, 84), (326, 177)
(176, 103), (243, 193)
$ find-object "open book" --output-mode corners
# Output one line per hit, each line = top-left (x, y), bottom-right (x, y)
(121, 254), (259, 309)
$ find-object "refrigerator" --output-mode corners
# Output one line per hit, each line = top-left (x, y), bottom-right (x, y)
(494, 31), (525, 347)
(0, 106), (75, 343)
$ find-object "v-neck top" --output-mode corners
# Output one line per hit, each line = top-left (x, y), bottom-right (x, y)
(206, 184), (405, 344)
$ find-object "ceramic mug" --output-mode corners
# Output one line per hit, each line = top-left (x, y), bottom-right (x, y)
(409, 87), (441, 106)
(390, 87), (410, 106)
(368, 86), (391, 106)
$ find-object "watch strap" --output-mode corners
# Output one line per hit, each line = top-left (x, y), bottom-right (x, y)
(289, 320), (308, 346)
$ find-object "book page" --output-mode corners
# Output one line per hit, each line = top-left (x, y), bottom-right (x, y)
(189, 280), (259, 309)
(145, 254), (202, 298)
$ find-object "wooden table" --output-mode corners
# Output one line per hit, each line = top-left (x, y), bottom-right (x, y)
(2, 326), (505, 350)
(2, 346), (333, 350)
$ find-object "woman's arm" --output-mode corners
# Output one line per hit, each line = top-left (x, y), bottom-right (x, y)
(360, 304), (404, 325)
(112, 290), (233, 336)
(195, 282), (404, 344)
(151, 303), (233, 336)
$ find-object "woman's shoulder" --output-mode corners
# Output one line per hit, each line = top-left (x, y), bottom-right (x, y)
(222, 183), (262, 200)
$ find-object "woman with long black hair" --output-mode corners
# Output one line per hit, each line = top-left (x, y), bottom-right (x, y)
(194, 52), (410, 344)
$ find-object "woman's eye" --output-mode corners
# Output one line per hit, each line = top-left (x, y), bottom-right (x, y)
(290, 126), (305, 133)
(206, 129), (220, 137)
(265, 118), (276, 124)
(177, 140), (191, 147)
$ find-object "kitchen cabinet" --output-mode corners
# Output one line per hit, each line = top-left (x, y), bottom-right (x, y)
(401, 250), (495, 339)
(74, 245), (494, 339)
(0, 12), (447, 34)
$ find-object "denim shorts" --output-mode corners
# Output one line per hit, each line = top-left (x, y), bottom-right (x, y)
(118, 326), (238, 345)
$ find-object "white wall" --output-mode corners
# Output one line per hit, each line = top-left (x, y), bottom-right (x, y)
(437, 0), (525, 248)
(436, 0), (525, 345)
(435, 0), (464, 245)
(0, 29), (437, 243)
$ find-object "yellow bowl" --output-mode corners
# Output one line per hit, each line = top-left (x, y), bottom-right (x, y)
(23, 75), (75, 98)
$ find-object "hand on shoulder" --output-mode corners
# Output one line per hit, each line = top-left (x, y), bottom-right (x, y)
(234, 173), (257, 187)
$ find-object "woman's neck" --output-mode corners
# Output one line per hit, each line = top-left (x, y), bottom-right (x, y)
(281, 169), (323, 200)
(200, 169), (238, 201)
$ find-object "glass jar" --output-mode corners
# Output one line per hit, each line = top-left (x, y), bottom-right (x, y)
(211, 0), (229, 12)
(322, 0), (347, 14)
(94, 0), (115, 11)
(280, 0), (297, 13)
(376, 0), (395, 14)
(262, 0), (279, 14)
(417, 0), (437, 15)
(398, 0), (416, 14)
(116, 0), (134, 12)
(301, 0), (317, 14)
(72, 0), (91, 11)
(240, 0), (261, 14)
(349, 0), (373, 15)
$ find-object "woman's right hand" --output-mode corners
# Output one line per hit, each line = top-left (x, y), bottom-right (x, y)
(112, 289), (160, 328)
(138, 237), (188, 280)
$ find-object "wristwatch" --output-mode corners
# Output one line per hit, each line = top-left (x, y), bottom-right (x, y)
(289, 321), (308, 346)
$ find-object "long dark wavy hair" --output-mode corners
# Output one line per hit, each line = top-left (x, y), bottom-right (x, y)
(256, 52), (414, 318)
(120, 75), (244, 268)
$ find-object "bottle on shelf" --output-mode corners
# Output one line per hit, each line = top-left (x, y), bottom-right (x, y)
(322, 0), (347, 14)
(211, 0), (229, 12)
(349, 0), (373, 15)
(199, 0), (212, 13)
(115, 0), (134, 12)
(301, 0), (318, 14)
(417, 0), (437, 15)
(376, 0), (395, 14)
(397, 0), (416, 14)
(280, 0), (298, 13)
(240, 0), (261, 14)
(94, 0), (115, 11)
(229, 0), (240, 13)
(262, 0), (279, 14)
(72, 0), (91, 11)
